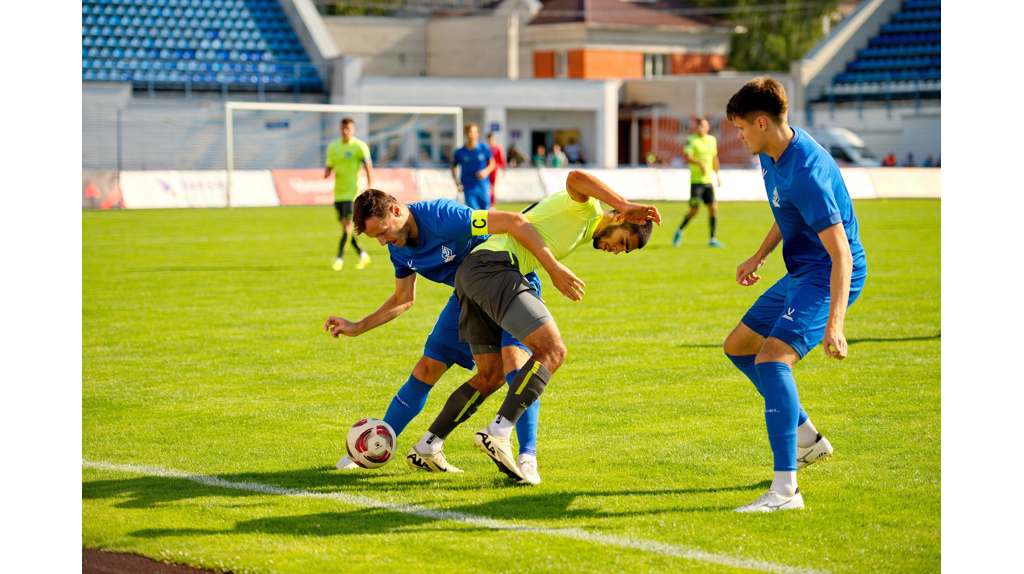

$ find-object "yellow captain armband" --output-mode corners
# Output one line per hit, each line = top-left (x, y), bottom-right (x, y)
(470, 210), (489, 235)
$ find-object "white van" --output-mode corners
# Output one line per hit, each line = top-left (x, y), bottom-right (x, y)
(803, 127), (879, 167)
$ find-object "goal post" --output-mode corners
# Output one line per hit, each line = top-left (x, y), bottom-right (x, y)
(224, 101), (463, 205)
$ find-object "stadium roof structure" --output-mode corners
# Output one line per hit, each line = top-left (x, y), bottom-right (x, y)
(528, 0), (732, 29)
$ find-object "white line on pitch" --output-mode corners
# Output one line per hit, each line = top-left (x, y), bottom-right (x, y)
(83, 459), (831, 574)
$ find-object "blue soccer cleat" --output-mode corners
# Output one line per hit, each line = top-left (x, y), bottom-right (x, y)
(709, 238), (727, 248)
(672, 229), (683, 247)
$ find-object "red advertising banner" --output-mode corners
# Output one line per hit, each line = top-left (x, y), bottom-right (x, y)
(272, 168), (419, 206)
(82, 171), (124, 209)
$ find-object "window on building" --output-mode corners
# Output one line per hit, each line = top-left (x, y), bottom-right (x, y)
(644, 54), (670, 78)
(555, 51), (568, 79)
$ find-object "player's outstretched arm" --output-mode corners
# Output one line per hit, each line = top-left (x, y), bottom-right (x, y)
(818, 223), (853, 359)
(565, 170), (662, 225)
(325, 275), (417, 337)
(736, 222), (782, 286)
(485, 210), (586, 301)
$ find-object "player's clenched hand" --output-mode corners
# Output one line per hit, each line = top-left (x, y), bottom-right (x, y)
(620, 202), (662, 226)
(822, 326), (848, 359)
(476, 170), (488, 180)
(325, 316), (361, 338)
(736, 255), (764, 286)
(547, 262), (586, 301)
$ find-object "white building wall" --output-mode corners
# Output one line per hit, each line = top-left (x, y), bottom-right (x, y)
(427, 15), (518, 78)
(322, 16), (428, 77)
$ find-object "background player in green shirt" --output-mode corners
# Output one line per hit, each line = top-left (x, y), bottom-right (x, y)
(406, 170), (662, 481)
(325, 117), (373, 271)
(673, 117), (726, 248)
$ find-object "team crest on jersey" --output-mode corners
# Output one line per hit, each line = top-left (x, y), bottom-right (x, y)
(345, 151), (353, 158)
(441, 246), (455, 263)
(772, 187), (780, 207)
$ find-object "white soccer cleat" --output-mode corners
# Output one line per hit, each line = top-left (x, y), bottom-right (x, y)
(332, 257), (344, 271)
(336, 455), (360, 470)
(474, 429), (524, 480)
(796, 435), (834, 469)
(734, 490), (805, 513)
(517, 454), (541, 485)
(406, 446), (463, 473)
(355, 252), (371, 270)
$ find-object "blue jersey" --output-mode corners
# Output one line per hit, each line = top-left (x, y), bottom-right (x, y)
(453, 143), (493, 193)
(759, 127), (866, 281)
(389, 199), (488, 287)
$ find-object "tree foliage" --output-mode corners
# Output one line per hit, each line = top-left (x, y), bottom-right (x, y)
(688, 0), (842, 72)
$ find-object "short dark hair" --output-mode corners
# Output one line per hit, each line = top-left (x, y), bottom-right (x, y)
(610, 210), (654, 249)
(725, 76), (788, 125)
(465, 122), (477, 135)
(341, 117), (355, 127)
(353, 189), (399, 235)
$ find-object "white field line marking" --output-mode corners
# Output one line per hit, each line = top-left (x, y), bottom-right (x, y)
(83, 459), (831, 574)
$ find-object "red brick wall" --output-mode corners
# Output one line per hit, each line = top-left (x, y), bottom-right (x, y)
(534, 52), (555, 78)
(570, 50), (644, 79)
(670, 54), (728, 75)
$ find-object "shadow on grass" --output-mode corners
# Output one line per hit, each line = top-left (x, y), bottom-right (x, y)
(85, 465), (772, 529)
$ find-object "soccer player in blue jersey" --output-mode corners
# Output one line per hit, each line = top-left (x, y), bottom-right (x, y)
(324, 190), (583, 485)
(721, 77), (867, 512)
(451, 123), (496, 211)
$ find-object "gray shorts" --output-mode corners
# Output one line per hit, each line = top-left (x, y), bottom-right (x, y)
(454, 250), (553, 354)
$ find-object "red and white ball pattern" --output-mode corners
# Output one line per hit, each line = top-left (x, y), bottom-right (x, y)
(345, 418), (396, 468)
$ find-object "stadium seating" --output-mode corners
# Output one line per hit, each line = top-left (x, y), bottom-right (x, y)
(824, 0), (940, 102)
(81, 0), (324, 94)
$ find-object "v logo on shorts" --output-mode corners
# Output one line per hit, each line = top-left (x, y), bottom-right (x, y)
(782, 307), (796, 321)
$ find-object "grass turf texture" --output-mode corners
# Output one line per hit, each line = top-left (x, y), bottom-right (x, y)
(83, 199), (940, 573)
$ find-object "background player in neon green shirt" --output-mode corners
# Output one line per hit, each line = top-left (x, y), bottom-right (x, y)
(673, 117), (726, 248)
(407, 171), (662, 481)
(325, 117), (373, 271)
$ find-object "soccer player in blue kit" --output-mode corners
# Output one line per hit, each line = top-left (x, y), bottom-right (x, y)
(721, 77), (867, 512)
(324, 189), (583, 485)
(450, 123), (496, 210)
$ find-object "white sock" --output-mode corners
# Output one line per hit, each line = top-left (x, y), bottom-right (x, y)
(486, 415), (514, 439)
(415, 432), (443, 454)
(797, 419), (820, 448)
(770, 471), (798, 497)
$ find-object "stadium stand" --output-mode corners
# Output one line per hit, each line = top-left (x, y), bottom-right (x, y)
(823, 0), (940, 102)
(81, 0), (324, 96)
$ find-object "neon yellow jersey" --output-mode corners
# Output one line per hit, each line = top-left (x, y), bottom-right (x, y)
(326, 137), (371, 201)
(684, 134), (717, 184)
(474, 190), (603, 275)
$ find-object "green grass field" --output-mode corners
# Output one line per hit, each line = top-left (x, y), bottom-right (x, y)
(83, 199), (940, 573)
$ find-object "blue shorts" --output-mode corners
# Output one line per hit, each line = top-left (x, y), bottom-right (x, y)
(423, 271), (540, 369)
(741, 271), (866, 358)
(463, 186), (491, 211)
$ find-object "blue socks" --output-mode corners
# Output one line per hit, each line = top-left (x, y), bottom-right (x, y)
(755, 361), (802, 472)
(506, 369), (539, 457)
(382, 375), (432, 437)
(727, 354), (808, 426)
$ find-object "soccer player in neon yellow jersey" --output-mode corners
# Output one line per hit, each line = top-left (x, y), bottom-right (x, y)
(325, 117), (373, 271)
(673, 116), (725, 248)
(406, 170), (662, 481)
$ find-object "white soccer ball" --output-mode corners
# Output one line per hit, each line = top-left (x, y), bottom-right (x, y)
(345, 418), (397, 469)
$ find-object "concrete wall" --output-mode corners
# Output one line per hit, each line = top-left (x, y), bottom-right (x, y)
(427, 15), (519, 78)
(322, 16), (428, 77)
(807, 101), (941, 164)
(622, 73), (795, 119)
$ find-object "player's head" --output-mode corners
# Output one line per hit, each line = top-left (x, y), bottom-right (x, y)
(340, 117), (355, 140)
(465, 123), (479, 145)
(592, 211), (653, 254)
(726, 76), (788, 155)
(353, 189), (414, 247)
(695, 116), (710, 136)
(487, 131), (497, 144)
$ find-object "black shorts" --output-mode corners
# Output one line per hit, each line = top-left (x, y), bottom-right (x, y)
(689, 183), (715, 208)
(454, 250), (552, 351)
(334, 201), (353, 220)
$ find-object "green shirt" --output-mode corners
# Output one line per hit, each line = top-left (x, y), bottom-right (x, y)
(684, 134), (717, 185)
(326, 137), (371, 201)
(474, 190), (603, 275)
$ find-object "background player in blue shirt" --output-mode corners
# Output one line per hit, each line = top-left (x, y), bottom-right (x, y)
(721, 77), (867, 513)
(324, 190), (583, 485)
(450, 123), (496, 211)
